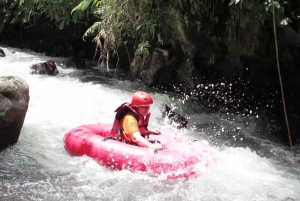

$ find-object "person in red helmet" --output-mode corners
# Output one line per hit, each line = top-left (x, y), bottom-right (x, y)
(110, 91), (163, 150)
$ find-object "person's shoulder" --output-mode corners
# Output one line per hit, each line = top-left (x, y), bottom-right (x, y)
(124, 112), (137, 119)
(122, 112), (139, 125)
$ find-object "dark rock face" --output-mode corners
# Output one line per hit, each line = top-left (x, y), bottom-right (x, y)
(0, 48), (5, 57)
(30, 60), (59, 75)
(130, 16), (300, 145)
(0, 76), (30, 151)
(65, 57), (86, 69)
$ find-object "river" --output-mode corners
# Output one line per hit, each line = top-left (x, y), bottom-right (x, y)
(0, 46), (299, 201)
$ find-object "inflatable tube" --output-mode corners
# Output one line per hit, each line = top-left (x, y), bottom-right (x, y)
(63, 124), (216, 179)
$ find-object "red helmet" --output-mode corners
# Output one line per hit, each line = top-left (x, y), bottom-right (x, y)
(130, 91), (153, 107)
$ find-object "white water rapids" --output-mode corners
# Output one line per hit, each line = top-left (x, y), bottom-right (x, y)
(0, 46), (299, 201)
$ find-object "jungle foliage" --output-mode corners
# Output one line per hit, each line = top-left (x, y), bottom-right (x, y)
(0, 0), (82, 31)
(0, 0), (299, 59)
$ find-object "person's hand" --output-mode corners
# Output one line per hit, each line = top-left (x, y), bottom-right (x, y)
(148, 130), (161, 135)
(151, 142), (163, 150)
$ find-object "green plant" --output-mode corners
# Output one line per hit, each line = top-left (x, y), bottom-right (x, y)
(136, 41), (150, 55)
(2, 0), (83, 30)
(73, 0), (160, 61)
(71, 0), (219, 62)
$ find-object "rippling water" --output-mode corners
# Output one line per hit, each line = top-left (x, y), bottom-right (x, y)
(0, 46), (299, 201)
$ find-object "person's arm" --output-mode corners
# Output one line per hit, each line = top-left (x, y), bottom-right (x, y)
(122, 114), (163, 150)
(132, 131), (163, 150)
(147, 130), (161, 135)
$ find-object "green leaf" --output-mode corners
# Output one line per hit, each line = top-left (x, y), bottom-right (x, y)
(178, 0), (183, 9)
(274, 1), (280, 9)
(72, 12), (78, 24)
(71, 0), (93, 14)
(59, 20), (65, 30)
(280, 18), (291, 26)
(229, 0), (242, 6)
(136, 41), (150, 55)
(196, 21), (201, 32)
(229, 0), (236, 6)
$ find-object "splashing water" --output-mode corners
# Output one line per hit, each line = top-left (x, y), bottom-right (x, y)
(0, 46), (299, 201)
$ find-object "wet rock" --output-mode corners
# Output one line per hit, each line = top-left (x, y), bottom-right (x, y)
(0, 76), (30, 151)
(30, 60), (59, 75)
(0, 48), (5, 57)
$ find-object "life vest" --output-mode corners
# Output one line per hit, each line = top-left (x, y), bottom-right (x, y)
(110, 103), (151, 143)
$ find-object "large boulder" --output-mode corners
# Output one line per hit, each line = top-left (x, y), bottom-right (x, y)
(0, 76), (30, 150)
(30, 60), (59, 75)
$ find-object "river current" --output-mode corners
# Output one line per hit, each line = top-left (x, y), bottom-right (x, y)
(0, 46), (299, 201)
